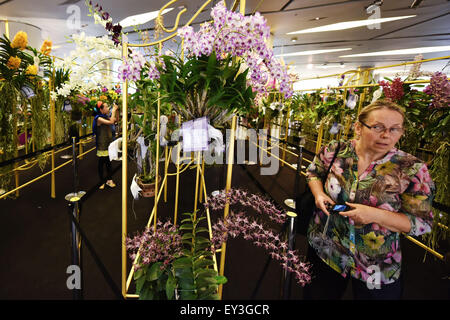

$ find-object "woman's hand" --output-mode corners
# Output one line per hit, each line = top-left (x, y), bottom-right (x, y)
(340, 202), (378, 225)
(314, 192), (335, 216)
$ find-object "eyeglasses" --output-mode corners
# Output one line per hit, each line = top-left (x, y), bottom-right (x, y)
(360, 120), (404, 135)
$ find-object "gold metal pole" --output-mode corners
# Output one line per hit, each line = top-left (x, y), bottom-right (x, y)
(121, 40), (129, 299)
(281, 106), (290, 166)
(296, 78), (445, 92)
(153, 42), (162, 230)
(5, 20), (9, 39)
(366, 55), (450, 71)
(164, 145), (168, 202)
(315, 121), (324, 155)
(199, 157), (205, 203)
(404, 235), (444, 260)
(128, 0), (212, 48)
(174, 119), (182, 226)
(193, 151), (201, 218)
(218, 115), (237, 299)
(357, 70), (370, 115)
(199, 164), (218, 272)
(50, 58), (56, 198)
(126, 174), (167, 293)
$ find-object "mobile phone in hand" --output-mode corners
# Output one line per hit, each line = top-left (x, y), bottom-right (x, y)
(331, 204), (349, 214)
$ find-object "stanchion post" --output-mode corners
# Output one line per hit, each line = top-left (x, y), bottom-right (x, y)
(72, 137), (78, 193)
(66, 136), (84, 300)
(68, 200), (83, 300)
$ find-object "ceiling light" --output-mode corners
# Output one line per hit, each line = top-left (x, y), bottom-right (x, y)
(276, 48), (352, 57)
(119, 8), (174, 28)
(291, 37), (297, 43)
(340, 46), (450, 57)
(287, 15), (415, 34)
(308, 17), (327, 21)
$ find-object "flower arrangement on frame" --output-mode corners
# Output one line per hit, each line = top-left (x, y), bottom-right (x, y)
(126, 189), (311, 300)
(118, 1), (292, 127)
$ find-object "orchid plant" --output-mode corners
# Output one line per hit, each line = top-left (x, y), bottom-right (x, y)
(51, 32), (121, 100)
(205, 188), (312, 287)
(126, 213), (226, 300)
(126, 188), (312, 300)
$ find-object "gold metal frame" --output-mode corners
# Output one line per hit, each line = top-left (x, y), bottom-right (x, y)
(121, 0), (245, 300)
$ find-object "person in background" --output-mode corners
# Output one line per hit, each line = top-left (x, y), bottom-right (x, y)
(93, 101), (118, 189)
(304, 99), (435, 300)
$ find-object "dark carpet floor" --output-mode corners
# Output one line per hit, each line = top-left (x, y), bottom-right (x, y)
(0, 139), (448, 300)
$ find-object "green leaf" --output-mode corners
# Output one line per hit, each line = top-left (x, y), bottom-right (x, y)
(195, 277), (218, 288)
(173, 257), (192, 269)
(181, 212), (193, 217)
(135, 275), (147, 294)
(193, 258), (214, 270)
(139, 285), (154, 300)
(180, 290), (197, 300)
(194, 235), (210, 243)
(147, 262), (164, 281)
(175, 267), (194, 280)
(166, 273), (177, 300)
(195, 268), (218, 279)
(180, 223), (193, 230)
(181, 233), (193, 241)
(197, 285), (219, 299)
(180, 218), (192, 224)
(133, 267), (145, 280)
(214, 275), (228, 285)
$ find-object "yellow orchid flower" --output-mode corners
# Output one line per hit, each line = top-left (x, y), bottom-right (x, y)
(11, 31), (28, 50)
(6, 56), (21, 69)
(25, 65), (38, 76)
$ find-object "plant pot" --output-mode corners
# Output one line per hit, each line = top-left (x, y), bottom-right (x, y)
(137, 175), (160, 198)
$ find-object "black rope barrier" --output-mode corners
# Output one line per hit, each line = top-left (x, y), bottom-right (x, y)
(65, 136), (124, 300)
(65, 201), (124, 300)
(0, 132), (94, 169)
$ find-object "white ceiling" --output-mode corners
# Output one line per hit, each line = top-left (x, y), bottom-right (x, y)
(1, 0), (449, 83)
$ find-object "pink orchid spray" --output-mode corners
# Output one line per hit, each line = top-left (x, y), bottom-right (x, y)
(126, 220), (183, 271)
(424, 72), (450, 109)
(205, 189), (312, 286)
(378, 77), (405, 102)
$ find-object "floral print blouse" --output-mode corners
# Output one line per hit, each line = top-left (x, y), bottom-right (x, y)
(306, 139), (435, 285)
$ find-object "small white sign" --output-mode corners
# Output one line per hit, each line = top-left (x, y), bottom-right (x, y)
(182, 117), (209, 152)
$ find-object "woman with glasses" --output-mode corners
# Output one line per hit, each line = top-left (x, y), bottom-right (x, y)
(303, 99), (435, 300)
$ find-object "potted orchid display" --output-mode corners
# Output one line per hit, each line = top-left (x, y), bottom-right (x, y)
(126, 211), (226, 300)
(125, 58), (173, 197)
(118, 1), (292, 128)
(0, 31), (53, 189)
(126, 189), (312, 300)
